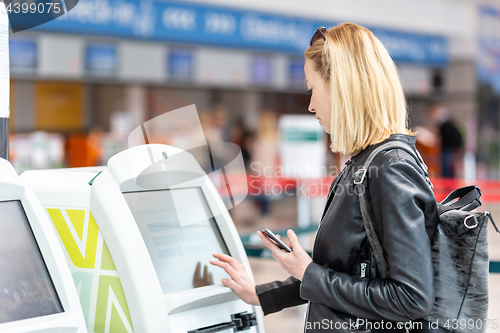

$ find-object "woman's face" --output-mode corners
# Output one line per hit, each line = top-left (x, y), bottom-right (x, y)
(304, 58), (331, 133)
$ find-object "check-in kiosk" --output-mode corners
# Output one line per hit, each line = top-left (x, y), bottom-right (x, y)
(0, 158), (86, 333)
(21, 144), (265, 333)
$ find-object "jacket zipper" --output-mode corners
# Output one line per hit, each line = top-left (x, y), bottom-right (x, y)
(312, 158), (353, 259)
(321, 158), (353, 223)
(360, 262), (367, 278)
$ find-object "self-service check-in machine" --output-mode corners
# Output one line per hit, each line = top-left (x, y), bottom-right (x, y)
(0, 158), (86, 333)
(0, 3), (84, 331)
(21, 144), (265, 333)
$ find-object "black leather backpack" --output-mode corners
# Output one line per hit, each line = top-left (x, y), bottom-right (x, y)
(353, 140), (499, 333)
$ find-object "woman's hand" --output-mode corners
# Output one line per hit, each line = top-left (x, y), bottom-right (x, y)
(209, 253), (260, 306)
(258, 229), (313, 280)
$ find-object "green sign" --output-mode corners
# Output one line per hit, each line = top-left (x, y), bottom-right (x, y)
(283, 129), (322, 142)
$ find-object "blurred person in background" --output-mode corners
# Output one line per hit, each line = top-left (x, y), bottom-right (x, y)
(200, 103), (231, 172)
(250, 108), (279, 174)
(226, 119), (260, 227)
(211, 22), (439, 332)
(249, 109), (279, 216)
(229, 118), (253, 171)
(412, 125), (439, 177)
(204, 102), (230, 143)
(428, 102), (463, 178)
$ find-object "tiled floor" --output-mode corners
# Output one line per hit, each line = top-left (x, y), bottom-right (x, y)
(246, 203), (500, 333)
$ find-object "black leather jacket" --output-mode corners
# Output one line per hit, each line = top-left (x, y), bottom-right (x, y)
(255, 134), (440, 332)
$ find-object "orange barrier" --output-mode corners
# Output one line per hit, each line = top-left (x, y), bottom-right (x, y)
(213, 174), (500, 203)
(431, 178), (500, 203)
(67, 134), (102, 168)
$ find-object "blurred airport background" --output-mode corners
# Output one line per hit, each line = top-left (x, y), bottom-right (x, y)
(5, 0), (500, 331)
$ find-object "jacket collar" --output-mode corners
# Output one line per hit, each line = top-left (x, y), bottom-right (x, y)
(350, 133), (417, 163)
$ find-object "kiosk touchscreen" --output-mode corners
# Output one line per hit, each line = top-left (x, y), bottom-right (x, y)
(21, 144), (265, 333)
(0, 158), (86, 333)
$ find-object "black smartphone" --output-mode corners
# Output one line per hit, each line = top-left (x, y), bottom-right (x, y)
(260, 228), (292, 252)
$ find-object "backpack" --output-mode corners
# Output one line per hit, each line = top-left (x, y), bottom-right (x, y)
(352, 140), (499, 333)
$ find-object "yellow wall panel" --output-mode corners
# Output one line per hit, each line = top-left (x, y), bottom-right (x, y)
(35, 81), (83, 130)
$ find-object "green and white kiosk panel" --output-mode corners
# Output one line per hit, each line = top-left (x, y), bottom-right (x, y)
(0, 158), (86, 333)
(22, 144), (264, 333)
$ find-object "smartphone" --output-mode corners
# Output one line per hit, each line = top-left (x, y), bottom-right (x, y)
(260, 228), (292, 252)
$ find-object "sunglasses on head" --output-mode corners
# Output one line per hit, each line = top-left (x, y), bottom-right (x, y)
(310, 27), (327, 46)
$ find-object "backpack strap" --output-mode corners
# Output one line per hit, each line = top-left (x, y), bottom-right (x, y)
(353, 141), (433, 190)
(353, 140), (431, 278)
(438, 185), (482, 214)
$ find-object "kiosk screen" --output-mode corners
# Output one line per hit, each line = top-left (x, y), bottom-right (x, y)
(0, 200), (63, 323)
(124, 188), (231, 294)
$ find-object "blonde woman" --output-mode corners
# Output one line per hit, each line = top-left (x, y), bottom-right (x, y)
(211, 23), (439, 332)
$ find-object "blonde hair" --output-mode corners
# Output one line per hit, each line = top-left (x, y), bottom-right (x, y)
(304, 22), (414, 156)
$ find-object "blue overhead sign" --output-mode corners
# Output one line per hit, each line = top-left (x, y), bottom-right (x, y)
(477, 5), (500, 93)
(370, 28), (448, 66)
(34, 0), (448, 65)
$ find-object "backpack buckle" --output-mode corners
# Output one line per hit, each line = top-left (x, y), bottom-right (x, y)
(464, 215), (479, 229)
(354, 168), (367, 184)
